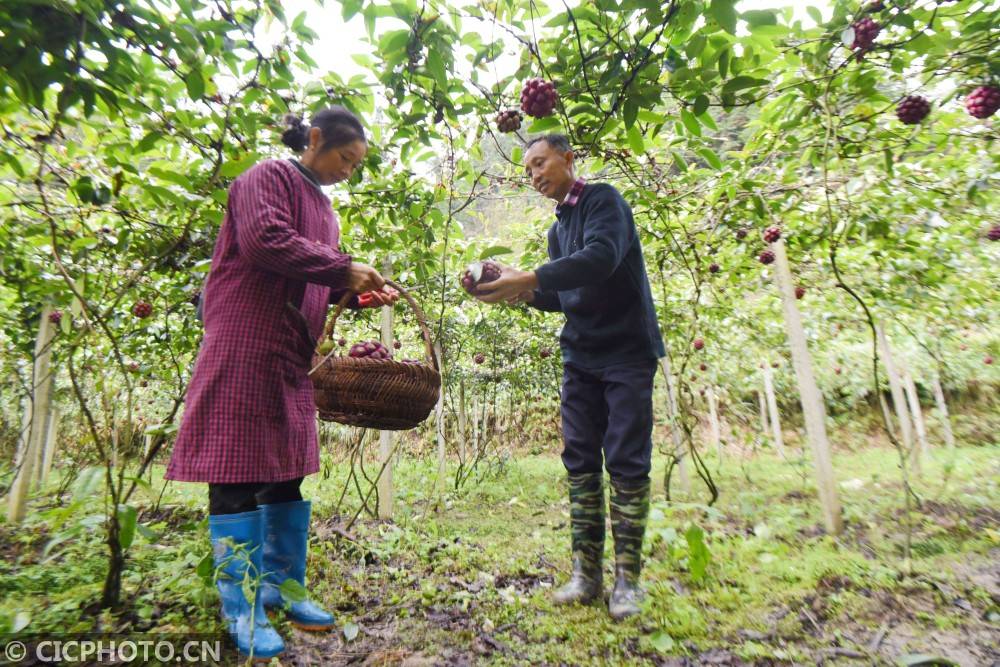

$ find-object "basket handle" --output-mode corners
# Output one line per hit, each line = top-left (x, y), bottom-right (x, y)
(311, 279), (439, 374)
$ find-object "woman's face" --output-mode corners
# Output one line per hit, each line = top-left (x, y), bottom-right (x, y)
(302, 129), (366, 185)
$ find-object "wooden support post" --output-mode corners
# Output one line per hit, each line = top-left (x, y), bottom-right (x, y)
(8, 306), (56, 523)
(706, 386), (722, 459)
(434, 342), (447, 491)
(931, 374), (955, 450)
(901, 364), (929, 461)
(659, 357), (689, 494)
(758, 389), (770, 442)
(876, 323), (916, 472)
(772, 239), (842, 534)
(761, 363), (786, 458)
(377, 262), (394, 520)
(457, 378), (467, 464)
(36, 405), (60, 489)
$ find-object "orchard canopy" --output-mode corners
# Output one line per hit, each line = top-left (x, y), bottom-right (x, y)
(1, 0), (999, 663)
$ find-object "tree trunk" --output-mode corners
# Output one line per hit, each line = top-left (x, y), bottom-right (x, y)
(761, 363), (786, 458)
(100, 510), (124, 609)
(931, 374), (955, 450)
(901, 364), (929, 461)
(706, 386), (722, 459)
(377, 262), (394, 520)
(875, 323), (915, 472)
(659, 357), (689, 494)
(8, 305), (56, 523)
(772, 239), (842, 534)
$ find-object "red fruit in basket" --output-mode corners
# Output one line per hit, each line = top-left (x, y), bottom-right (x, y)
(349, 340), (391, 360)
(461, 260), (502, 294)
(520, 78), (559, 118)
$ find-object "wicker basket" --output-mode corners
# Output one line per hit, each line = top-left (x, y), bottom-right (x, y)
(308, 279), (441, 430)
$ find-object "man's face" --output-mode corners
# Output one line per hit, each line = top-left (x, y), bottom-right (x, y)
(524, 141), (575, 202)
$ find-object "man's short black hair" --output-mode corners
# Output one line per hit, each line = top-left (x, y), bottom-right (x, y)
(525, 133), (572, 153)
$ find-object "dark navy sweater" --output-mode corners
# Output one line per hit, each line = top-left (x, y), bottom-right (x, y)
(530, 182), (665, 369)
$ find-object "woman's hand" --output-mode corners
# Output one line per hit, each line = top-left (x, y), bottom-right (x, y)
(348, 262), (386, 293)
(358, 286), (400, 308)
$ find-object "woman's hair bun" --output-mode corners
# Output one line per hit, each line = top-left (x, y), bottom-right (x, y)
(280, 114), (310, 152)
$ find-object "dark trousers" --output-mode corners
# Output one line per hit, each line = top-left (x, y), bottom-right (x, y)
(208, 477), (304, 515)
(560, 359), (657, 481)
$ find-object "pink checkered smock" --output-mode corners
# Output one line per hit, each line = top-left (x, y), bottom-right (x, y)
(166, 159), (352, 483)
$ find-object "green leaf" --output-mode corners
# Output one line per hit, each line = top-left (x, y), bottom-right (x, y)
(196, 553), (214, 581)
(117, 504), (138, 550)
(627, 125), (645, 154)
(742, 9), (777, 27)
(480, 246), (513, 260)
(671, 150), (688, 172)
(806, 6), (823, 25)
(649, 631), (675, 653)
(220, 154), (258, 178)
(380, 29), (411, 54)
(426, 49), (447, 88)
(72, 467), (103, 502)
(184, 69), (205, 100)
(709, 0), (738, 35)
(680, 109), (702, 137)
(685, 523), (711, 582)
(722, 76), (767, 94)
(279, 578), (308, 603)
(717, 48), (729, 79)
(697, 147), (722, 170)
(526, 116), (561, 133)
(693, 94), (710, 117)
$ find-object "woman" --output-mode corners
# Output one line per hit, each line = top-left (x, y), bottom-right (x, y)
(166, 106), (395, 660)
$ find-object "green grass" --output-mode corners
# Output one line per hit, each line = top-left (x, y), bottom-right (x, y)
(1, 441), (997, 665)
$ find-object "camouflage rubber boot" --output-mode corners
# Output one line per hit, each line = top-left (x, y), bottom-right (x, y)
(552, 472), (605, 606)
(608, 476), (651, 621)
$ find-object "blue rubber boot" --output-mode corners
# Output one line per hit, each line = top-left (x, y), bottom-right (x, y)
(259, 500), (335, 631)
(208, 510), (285, 661)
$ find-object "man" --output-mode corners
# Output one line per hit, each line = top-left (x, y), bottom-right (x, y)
(475, 134), (665, 620)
